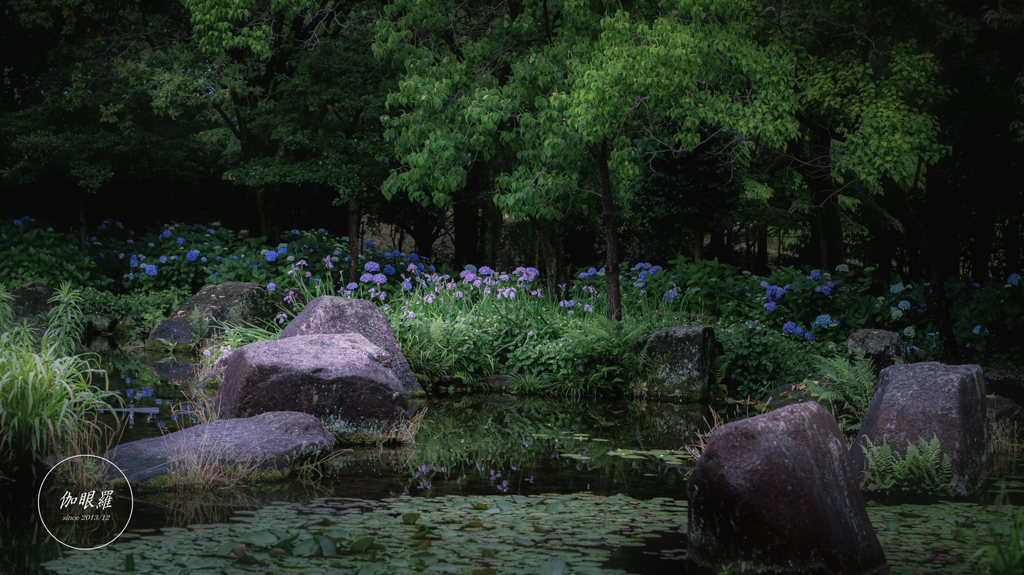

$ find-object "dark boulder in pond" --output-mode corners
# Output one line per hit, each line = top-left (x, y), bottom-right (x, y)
(851, 362), (991, 497)
(146, 354), (197, 382)
(688, 401), (887, 575)
(102, 411), (333, 484)
(280, 296), (421, 394)
(847, 329), (906, 375)
(146, 282), (276, 352)
(638, 325), (718, 400)
(83, 312), (117, 336)
(215, 334), (409, 426)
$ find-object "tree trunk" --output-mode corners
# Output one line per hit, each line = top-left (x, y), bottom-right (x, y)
(594, 141), (622, 321)
(347, 199), (360, 285)
(755, 224), (769, 274)
(78, 191), (88, 251)
(533, 217), (560, 303)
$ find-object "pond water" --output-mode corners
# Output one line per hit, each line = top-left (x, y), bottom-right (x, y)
(1, 349), (1022, 574)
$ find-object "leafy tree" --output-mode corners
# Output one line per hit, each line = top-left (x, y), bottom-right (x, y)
(375, 0), (796, 319)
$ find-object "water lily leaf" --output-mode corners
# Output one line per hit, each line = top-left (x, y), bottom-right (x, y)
(513, 537), (535, 546)
(472, 569), (499, 575)
(495, 500), (515, 512)
(402, 512), (421, 525)
(351, 536), (376, 553)
(324, 527), (352, 542)
(316, 534), (336, 556)
(886, 520), (899, 533)
(124, 554), (135, 572)
(464, 521), (486, 529)
(544, 501), (564, 514)
(481, 548), (496, 558)
(425, 564), (461, 572)
(539, 557), (566, 574)
(245, 531), (278, 547)
(513, 496), (527, 505)
(267, 548), (287, 557)
(358, 564), (385, 575)
(214, 542), (236, 557)
(484, 508), (502, 515)
(472, 503), (490, 510)
(293, 537), (320, 557)
(272, 532), (301, 548)
(533, 522), (553, 533)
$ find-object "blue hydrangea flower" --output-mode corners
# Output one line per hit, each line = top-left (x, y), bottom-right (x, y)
(1009, 273), (1021, 286)
(265, 251), (277, 262)
(794, 326), (804, 336)
(764, 302), (776, 312)
(201, 257), (207, 263)
(383, 264), (395, 275)
(813, 315), (833, 328)
(129, 255), (138, 268)
(479, 266), (494, 275)
(587, 267), (597, 276)
(159, 256), (167, 264)
(578, 272), (588, 280)
(410, 253), (419, 262)
(821, 285), (832, 296)
(890, 282), (905, 294)
(186, 250), (200, 262)
(13, 219), (21, 226)
(804, 333), (815, 341)
(898, 300), (911, 310)
(360, 273), (373, 283)
(145, 264), (157, 276)
(127, 273), (134, 281)
(891, 309), (903, 320)
(973, 325), (982, 335)
(277, 246), (287, 254)
(161, 230), (172, 239)
(365, 261), (380, 272)
(383, 252), (393, 260)
(904, 326), (916, 338)
(267, 283), (276, 291)
(807, 270), (820, 280)
(365, 240), (375, 249)
(783, 321), (796, 334)
(346, 283), (358, 290)
(835, 264), (849, 272)
(372, 273), (387, 285)
(651, 265), (662, 274)
(177, 237), (185, 245)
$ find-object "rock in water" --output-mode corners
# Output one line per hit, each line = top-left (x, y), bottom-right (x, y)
(851, 362), (991, 496)
(146, 282), (276, 352)
(638, 325), (718, 400)
(281, 296), (422, 394)
(103, 411), (334, 484)
(688, 402), (887, 574)
(215, 334), (409, 424)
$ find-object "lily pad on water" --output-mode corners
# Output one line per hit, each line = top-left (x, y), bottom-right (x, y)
(42, 493), (687, 574)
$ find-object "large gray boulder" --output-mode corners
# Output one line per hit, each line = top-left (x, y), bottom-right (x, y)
(281, 296), (421, 393)
(688, 402), (887, 575)
(638, 325), (717, 400)
(146, 282), (276, 352)
(102, 411), (333, 484)
(851, 362), (991, 497)
(215, 334), (409, 425)
(847, 329), (907, 375)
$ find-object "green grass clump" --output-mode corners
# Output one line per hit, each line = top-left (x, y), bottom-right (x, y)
(0, 283), (121, 480)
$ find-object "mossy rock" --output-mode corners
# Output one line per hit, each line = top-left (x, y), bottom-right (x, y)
(145, 282), (276, 353)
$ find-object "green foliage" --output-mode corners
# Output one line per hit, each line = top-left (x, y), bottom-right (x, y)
(0, 219), (111, 288)
(0, 283), (121, 476)
(714, 319), (820, 399)
(80, 287), (191, 343)
(861, 434), (954, 497)
(987, 507), (1024, 575)
(804, 350), (876, 432)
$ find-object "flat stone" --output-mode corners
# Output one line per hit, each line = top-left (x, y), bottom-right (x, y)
(638, 325), (718, 400)
(102, 411), (334, 484)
